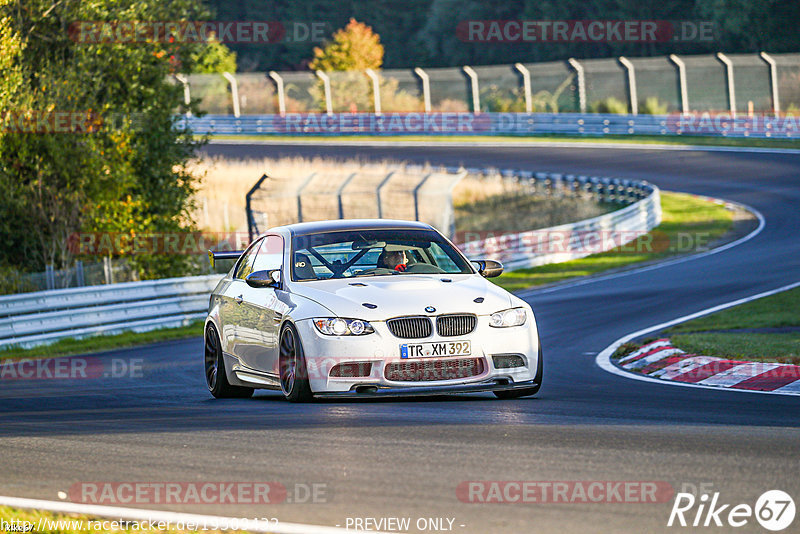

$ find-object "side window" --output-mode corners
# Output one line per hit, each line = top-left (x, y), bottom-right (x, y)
(252, 235), (284, 272)
(234, 238), (263, 280)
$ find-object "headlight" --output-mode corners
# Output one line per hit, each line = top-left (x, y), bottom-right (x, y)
(489, 308), (527, 328)
(313, 318), (375, 336)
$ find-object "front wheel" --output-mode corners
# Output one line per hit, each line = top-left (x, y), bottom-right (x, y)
(279, 323), (314, 403)
(205, 324), (253, 399)
(494, 340), (543, 399)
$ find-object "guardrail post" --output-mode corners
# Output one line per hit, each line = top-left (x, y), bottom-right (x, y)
(316, 71), (333, 115)
(268, 71), (286, 116)
(75, 260), (85, 287)
(669, 54), (689, 116)
(174, 74), (192, 117)
(759, 52), (780, 117)
(462, 66), (480, 113)
(414, 68), (432, 113)
(716, 53), (737, 118)
(222, 72), (241, 118)
(336, 172), (358, 219)
(103, 257), (113, 285)
(514, 63), (532, 113)
(376, 171), (396, 219)
(365, 69), (382, 115)
(567, 58), (586, 113)
(618, 56), (638, 115)
(45, 264), (55, 290)
(296, 173), (316, 223)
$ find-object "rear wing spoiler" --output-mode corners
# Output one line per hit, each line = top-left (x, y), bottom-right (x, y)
(208, 250), (244, 268)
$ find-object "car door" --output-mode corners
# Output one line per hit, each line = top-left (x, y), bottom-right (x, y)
(218, 237), (262, 358)
(236, 234), (286, 375)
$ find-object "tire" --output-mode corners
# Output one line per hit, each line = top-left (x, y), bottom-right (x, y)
(279, 323), (314, 403)
(204, 324), (254, 399)
(494, 339), (543, 399)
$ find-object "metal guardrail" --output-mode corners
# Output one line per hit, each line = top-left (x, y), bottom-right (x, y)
(459, 171), (660, 270)
(0, 170), (659, 350)
(0, 275), (222, 349)
(182, 112), (796, 139)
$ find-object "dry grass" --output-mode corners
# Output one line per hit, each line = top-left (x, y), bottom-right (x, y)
(189, 157), (608, 235)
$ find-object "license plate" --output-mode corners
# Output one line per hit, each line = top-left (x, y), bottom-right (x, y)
(400, 340), (471, 359)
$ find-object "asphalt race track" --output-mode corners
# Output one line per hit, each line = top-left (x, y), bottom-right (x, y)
(2, 142), (799, 533)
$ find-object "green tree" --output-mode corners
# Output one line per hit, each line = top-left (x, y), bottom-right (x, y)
(0, 0), (212, 280)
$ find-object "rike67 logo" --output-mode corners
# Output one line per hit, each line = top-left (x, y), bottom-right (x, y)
(668, 489), (795, 531)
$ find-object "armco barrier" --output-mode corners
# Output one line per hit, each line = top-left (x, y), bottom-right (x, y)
(0, 170), (659, 349)
(181, 112), (798, 139)
(0, 275), (222, 349)
(459, 171), (660, 270)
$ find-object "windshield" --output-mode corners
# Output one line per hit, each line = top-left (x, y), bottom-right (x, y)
(291, 228), (473, 281)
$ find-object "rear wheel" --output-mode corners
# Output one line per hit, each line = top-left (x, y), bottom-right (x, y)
(205, 324), (254, 399)
(494, 340), (543, 399)
(279, 324), (314, 403)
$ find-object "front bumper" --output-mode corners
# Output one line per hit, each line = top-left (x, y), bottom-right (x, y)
(295, 313), (540, 394)
(314, 378), (539, 398)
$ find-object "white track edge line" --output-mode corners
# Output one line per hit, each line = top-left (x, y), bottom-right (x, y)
(517, 198), (765, 297)
(594, 281), (800, 396)
(0, 495), (378, 534)
(207, 139), (800, 155)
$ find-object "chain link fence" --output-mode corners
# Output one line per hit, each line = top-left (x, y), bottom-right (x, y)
(184, 53), (799, 117)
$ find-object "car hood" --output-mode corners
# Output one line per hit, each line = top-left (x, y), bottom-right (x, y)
(290, 274), (513, 321)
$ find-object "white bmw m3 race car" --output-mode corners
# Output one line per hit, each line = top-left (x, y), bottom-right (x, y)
(204, 219), (542, 402)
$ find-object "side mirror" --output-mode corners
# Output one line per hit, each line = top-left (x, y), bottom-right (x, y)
(246, 269), (281, 289)
(472, 259), (504, 278)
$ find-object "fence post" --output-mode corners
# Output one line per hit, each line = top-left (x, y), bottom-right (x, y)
(365, 69), (381, 115)
(296, 173), (317, 223)
(222, 72), (240, 118)
(414, 67), (431, 113)
(412, 173), (433, 221)
(375, 171), (396, 219)
(76, 260), (85, 287)
(716, 53), (737, 117)
(462, 66), (480, 113)
(246, 173), (269, 241)
(514, 63), (532, 113)
(444, 171), (467, 238)
(315, 71), (333, 115)
(336, 172), (358, 219)
(103, 257), (113, 285)
(618, 56), (638, 115)
(268, 71), (286, 116)
(669, 54), (689, 115)
(567, 58), (586, 113)
(174, 74), (191, 117)
(759, 52), (780, 117)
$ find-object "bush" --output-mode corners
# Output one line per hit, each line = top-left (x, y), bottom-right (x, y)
(589, 97), (628, 114)
(640, 96), (669, 115)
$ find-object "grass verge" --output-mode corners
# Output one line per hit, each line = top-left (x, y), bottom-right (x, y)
(207, 133), (800, 150)
(664, 287), (800, 364)
(0, 321), (203, 362)
(493, 191), (735, 292)
(0, 506), (248, 534)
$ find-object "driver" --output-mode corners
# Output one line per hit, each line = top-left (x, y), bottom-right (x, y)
(376, 249), (408, 272)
